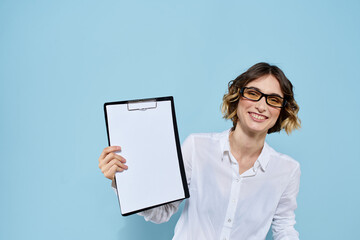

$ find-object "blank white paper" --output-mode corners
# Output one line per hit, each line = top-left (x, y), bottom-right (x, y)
(106, 100), (185, 215)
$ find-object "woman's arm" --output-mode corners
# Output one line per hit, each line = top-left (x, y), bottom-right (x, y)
(137, 200), (183, 223)
(272, 164), (301, 240)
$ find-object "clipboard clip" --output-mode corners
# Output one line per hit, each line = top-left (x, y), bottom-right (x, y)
(127, 100), (157, 111)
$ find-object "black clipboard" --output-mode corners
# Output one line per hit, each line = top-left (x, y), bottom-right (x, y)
(104, 96), (189, 216)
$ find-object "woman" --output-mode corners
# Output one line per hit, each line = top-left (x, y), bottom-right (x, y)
(98, 62), (301, 240)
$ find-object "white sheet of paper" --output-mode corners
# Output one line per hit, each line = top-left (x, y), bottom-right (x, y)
(106, 100), (185, 215)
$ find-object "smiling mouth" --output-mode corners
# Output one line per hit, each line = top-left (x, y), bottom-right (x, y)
(249, 112), (268, 120)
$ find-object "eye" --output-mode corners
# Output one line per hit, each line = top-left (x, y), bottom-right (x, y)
(267, 96), (284, 107)
(247, 90), (260, 96)
(268, 97), (280, 103)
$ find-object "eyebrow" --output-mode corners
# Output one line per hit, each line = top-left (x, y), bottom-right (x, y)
(247, 87), (283, 98)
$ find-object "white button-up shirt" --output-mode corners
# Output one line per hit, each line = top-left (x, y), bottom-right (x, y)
(138, 130), (300, 240)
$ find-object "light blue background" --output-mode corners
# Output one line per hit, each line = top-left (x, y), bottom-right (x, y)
(1, 1), (359, 239)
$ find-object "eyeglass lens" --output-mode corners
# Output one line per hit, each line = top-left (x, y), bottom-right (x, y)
(242, 88), (284, 107)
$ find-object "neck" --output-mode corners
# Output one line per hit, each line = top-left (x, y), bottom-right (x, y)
(229, 122), (266, 161)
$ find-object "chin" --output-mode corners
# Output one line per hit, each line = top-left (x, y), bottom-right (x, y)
(237, 118), (274, 135)
(247, 123), (273, 135)
(250, 128), (268, 135)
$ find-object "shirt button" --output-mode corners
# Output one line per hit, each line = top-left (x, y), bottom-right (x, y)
(228, 218), (232, 223)
(235, 178), (239, 182)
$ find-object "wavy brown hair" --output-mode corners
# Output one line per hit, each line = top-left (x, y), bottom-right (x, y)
(221, 62), (301, 134)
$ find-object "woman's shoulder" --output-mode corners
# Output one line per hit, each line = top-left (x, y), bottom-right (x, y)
(265, 142), (300, 171)
(182, 129), (229, 151)
(186, 129), (229, 141)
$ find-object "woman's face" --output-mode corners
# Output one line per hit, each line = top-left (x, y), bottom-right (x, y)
(236, 74), (283, 135)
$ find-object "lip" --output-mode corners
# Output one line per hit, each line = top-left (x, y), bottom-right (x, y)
(249, 112), (268, 122)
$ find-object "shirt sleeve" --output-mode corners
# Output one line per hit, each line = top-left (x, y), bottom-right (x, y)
(272, 163), (301, 240)
(136, 200), (183, 223)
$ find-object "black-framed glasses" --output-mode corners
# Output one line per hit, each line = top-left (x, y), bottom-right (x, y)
(240, 87), (287, 108)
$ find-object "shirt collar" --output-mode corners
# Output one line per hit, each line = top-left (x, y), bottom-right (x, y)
(257, 142), (271, 171)
(220, 129), (271, 172)
(220, 129), (231, 154)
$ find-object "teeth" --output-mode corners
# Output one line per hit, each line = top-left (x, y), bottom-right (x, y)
(251, 113), (265, 120)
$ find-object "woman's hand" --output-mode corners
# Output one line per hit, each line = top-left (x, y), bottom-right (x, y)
(98, 146), (128, 180)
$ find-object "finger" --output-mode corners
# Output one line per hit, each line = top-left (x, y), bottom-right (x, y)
(101, 159), (128, 174)
(99, 151), (126, 168)
(99, 146), (121, 160)
(105, 165), (124, 180)
(100, 158), (126, 173)
(99, 152), (126, 168)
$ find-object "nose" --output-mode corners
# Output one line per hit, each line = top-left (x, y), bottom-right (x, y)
(254, 96), (267, 113)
